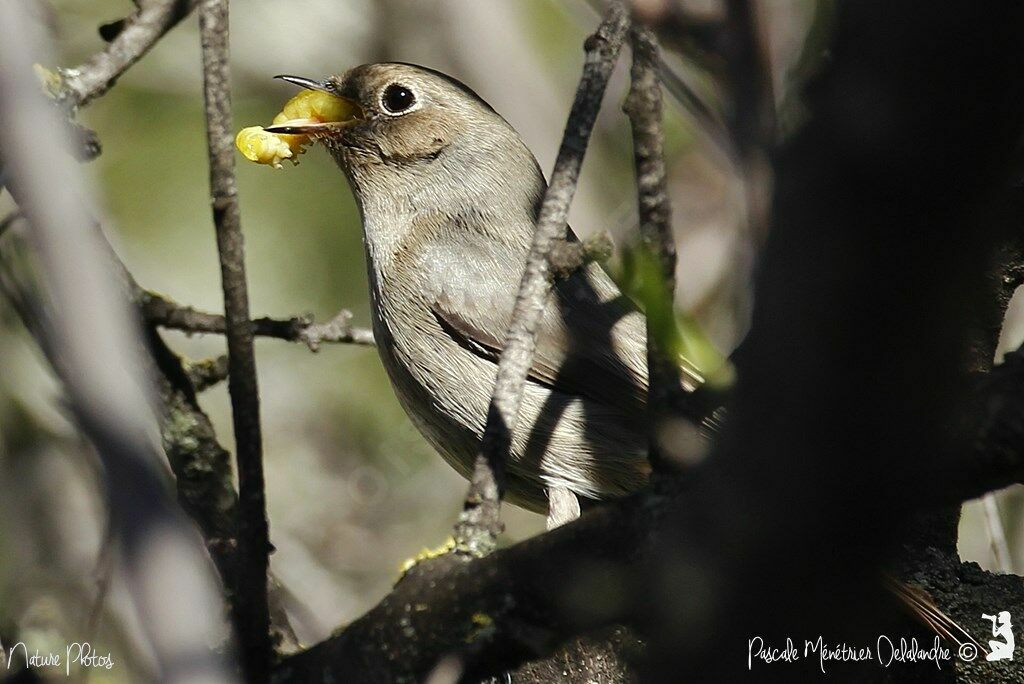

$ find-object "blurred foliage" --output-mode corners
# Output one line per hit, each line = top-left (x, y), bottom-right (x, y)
(615, 243), (733, 389)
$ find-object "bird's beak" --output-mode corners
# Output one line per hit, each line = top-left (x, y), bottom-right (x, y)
(274, 74), (331, 92)
(263, 74), (363, 134)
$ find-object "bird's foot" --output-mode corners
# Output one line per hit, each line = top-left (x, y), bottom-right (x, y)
(546, 486), (581, 529)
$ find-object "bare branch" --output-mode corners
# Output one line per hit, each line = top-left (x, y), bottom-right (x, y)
(198, 0), (271, 678)
(297, 309), (376, 350)
(140, 290), (375, 349)
(147, 329), (300, 653)
(63, 0), (201, 107)
(453, 1), (631, 554)
(583, 0), (732, 160)
(276, 490), (657, 684)
(147, 330), (239, 571)
(624, 29), (674, 295)
(623, 25), (681, 475)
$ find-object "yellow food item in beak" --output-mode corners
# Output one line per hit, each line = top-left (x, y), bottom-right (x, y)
(235, 127), (300, 168)
(235, 89), (358, 169)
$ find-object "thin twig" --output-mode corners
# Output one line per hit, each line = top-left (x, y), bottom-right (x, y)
(580, 0), (732, 160)
(198, 0), (271, 679)
(140, 290), (375, 349)
(623, 26), (679, 474)
(63, 0), (201, 107)
(452, 1), (631, 555)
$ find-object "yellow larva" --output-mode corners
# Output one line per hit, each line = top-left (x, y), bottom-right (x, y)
(236, 90), (357, 169)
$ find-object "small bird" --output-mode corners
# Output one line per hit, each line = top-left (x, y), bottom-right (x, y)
(264, 63), (700, 522)
(259, 63), (980, 647)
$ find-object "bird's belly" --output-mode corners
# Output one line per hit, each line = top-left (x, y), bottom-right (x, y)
(369, 298), (648, 512)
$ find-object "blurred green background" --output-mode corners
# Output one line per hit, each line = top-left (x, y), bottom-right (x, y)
(1, 0), (1019, 679)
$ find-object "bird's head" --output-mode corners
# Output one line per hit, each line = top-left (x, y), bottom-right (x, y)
(266, 63), (543, 215)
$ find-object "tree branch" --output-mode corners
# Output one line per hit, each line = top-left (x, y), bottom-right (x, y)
(146, 328), (300, 653)
(140, 290), (375, 349)
(198, 0), (271, 679)
(275, 489), (658, 684)
(63, 0), (201, 107)
(623, 25), (681, 475)
(147, 329), (239, 574)
(453, 0), (631, 555)
(585, 0), (732, 161)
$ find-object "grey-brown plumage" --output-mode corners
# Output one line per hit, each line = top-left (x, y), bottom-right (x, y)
(275, 63), (694, 513)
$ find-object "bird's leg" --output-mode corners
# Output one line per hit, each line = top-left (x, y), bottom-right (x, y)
(546, 486), (581, 529)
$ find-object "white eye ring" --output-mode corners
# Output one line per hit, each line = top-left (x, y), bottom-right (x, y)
(379, 83), (420, 116)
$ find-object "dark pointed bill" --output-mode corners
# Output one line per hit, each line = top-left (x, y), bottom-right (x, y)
(263, 74), (363, 134)
(263, 121), (338, 134)
(273, 74), (332, 93)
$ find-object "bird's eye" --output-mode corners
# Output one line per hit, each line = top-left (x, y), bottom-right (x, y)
(381, 83), (416, 114)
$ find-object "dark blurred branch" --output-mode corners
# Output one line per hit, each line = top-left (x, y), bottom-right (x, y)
(272, 476), (1024, 684)
(648, 0), (1024, 677)
(0, 2), (230, 679)
(140, 290), (375, 349)
(720, 0), (776, 243)
(721, 0), (774, 160)
(63, 0), (200, 107)
(453, 0), (630, 555)
(198, 0), (271, 679)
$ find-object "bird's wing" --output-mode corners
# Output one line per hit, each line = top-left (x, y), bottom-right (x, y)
(424, 235), (649, 416)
